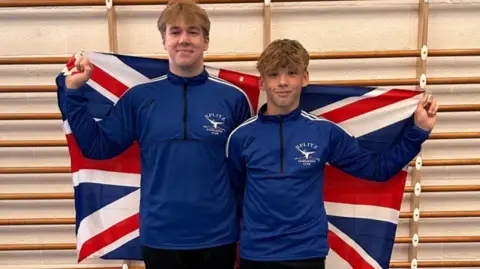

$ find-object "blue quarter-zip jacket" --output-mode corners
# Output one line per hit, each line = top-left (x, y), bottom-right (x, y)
(64, 68), (252, 249)
(226, 104), (430, 261)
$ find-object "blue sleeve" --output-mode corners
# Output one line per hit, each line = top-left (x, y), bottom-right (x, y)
(234, 93), (253, 127)
(226, 130), (247, 219)
(327, 123), (430, 181)
(65, 88), (136, 160)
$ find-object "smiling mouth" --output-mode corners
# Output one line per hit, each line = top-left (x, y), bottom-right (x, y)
(276, 91), (291, 97)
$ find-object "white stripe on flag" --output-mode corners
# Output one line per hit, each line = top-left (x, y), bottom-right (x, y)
(205, 66), (220, 77)
(338, 95), (420, 137)
(77, 189), (140, 253)
(328, 222), (383, 269)
(85, 229), (139, 261)
(326, 249), (353, 269)
(63, 120), (71, 135)
(86, 78), (119, 104)
(85, 52), (151, 88)
(73, 169), (140, 188)
(310, 87), (388, 116)
(324, 201), (399, 225)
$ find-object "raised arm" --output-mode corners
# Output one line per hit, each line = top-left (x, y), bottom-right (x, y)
(327, 94), (438, 181)
(64, 55), (136, 160)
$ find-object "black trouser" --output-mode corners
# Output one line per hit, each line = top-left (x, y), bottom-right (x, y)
(239, 257), (325, 269)
(142, 243), (237, 269)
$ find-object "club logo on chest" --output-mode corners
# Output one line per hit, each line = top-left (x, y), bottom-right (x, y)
(294, 142), (320, 165)
(203, 113), (226, 135)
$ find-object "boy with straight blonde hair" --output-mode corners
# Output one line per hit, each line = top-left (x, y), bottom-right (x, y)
(226, 39), (438, 268)
(64, 0), (252, 268)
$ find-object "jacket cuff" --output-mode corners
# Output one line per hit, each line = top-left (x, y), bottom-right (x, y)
(411, 123), (431, 141)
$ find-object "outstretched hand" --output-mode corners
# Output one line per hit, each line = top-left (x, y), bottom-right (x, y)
(414, 91), (439, 132)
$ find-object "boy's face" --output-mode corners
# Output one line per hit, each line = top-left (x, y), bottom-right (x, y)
(163, 18), (208, 72)
(260, 66), (309, 112)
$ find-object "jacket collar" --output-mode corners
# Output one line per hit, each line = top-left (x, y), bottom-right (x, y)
(167, 67), (209, 86)
(257, 103), (302, 123)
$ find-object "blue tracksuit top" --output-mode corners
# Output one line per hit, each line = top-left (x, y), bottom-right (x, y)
(64, 68), (253, 249)
(226, 104), (430, 261)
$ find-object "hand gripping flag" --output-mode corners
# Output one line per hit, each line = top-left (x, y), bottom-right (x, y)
(55, 51), (423, 268)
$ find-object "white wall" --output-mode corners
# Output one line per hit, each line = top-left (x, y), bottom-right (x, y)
(0, 0), (479, 268)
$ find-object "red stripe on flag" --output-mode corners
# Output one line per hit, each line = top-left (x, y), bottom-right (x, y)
(328, 230), (375, 269)
(90, 64), (129, 98)
(323, 166), (407, 210)
(320, 89), (420, 123)
(62, 54), (82, 76)
(218, 69), (260, 112)
(78, 213), (139, 262)
(65, 55), (77, 71)
(66, 134), (141, 174)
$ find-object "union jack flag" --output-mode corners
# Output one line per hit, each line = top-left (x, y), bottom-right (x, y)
(55, 51), (422, 268)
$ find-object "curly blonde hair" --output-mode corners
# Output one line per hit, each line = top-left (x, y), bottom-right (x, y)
(257, 39), (310, 76)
